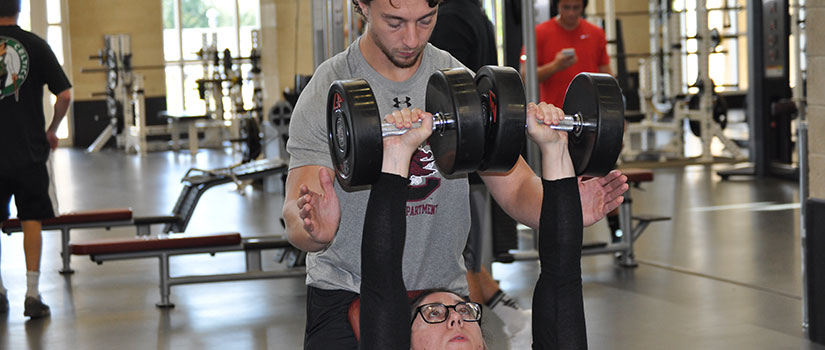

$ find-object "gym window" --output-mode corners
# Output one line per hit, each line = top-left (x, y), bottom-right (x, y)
(161, 0), (260, 115)
(674, 0), (743, 93)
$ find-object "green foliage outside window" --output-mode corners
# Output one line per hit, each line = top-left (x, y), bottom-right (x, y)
(163, 0), (258, 29)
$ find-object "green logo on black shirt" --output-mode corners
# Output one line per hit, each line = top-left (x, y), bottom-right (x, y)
(0, 36), (29, 101)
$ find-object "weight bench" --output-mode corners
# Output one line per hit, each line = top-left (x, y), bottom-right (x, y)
(159, 111), (217, 155)
(163, 158), (288, 233)
(1, 159), (287, 275)
(505, 168), (670, 267)
(0, 209), (178, 274)
(582, 168), (671, 267)
(70, 233), (305, 308)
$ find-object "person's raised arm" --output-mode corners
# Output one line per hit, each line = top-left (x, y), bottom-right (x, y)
(526, 102), (587, 349)
(360, 109), (433, 350)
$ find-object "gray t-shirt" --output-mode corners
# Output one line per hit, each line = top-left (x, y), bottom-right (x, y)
(287, 38), (471, 295)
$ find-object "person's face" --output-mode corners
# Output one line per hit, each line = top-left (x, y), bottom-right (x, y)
(557, 0), (584, 27)
(410, 292), (484, 350)
(359, 0), (437, 68)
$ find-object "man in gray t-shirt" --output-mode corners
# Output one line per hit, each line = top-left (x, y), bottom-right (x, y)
(284, 1), (629, 348)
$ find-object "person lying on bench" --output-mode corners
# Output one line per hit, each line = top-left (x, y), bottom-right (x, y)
(350, 102), (586, 349)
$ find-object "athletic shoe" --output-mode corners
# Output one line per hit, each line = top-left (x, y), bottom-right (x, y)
(505, 308), (532, 349)
(489, 291), (532, 349)
(24, 296), (50, 319)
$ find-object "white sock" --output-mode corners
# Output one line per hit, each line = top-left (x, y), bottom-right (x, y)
(26, 271), (40, 298)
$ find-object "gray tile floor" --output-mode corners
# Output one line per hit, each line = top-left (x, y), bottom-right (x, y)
(0, 147), (822, 349)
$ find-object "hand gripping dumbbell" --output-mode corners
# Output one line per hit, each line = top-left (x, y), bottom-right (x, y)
(327, 68), (491, 188)
(474, 65), (624, 176)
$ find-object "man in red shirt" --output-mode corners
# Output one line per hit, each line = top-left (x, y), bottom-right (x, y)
(522, 0), (611, 107)
(523, 0), (625, 244)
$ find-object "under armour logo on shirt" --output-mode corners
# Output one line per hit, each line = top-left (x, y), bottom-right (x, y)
(393, 96), (412, 108)
(580, 34), (589, 39)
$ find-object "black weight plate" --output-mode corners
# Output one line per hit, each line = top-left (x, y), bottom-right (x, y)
(426, 68), (485, 175)
(241, 118), (262, 163)
(562, 73), (625, 176)
(327, 79), (382, 188)
(107, 68), (118, 92)
(475, 66), (526, 172)
(106, 96), (119, 118)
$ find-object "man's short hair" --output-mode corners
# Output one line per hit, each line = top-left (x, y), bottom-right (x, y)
(550, 0), (588, 18)
(352, 0), (443, 18)
(0, 0), (21, 18)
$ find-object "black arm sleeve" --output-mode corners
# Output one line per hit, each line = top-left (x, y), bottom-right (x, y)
(359, 173), (411, 350)
(532, 177), (587, 349)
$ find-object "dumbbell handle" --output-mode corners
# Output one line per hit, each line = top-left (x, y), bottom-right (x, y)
(381, 112), (455, 136)
(545, 113), (597, 137)
(381, 112), (595, 137)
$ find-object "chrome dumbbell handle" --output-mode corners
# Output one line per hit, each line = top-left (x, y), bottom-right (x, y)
(381, 111), (595, 137)
(381, 112), (454, 137)
(532, 113), (597, 137)
(542, 113), (596, 137)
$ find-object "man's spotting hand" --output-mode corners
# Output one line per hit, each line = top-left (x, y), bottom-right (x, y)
(579, 170), (628, 227)
(297, 168), (341, 247)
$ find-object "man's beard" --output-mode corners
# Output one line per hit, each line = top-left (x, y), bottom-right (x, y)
(371, 31), (422, 69)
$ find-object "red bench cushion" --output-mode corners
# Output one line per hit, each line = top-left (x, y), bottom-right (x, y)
(621, 168), (654, 183)
(348, 290), (427, 341)
(2, 208), (134, 230)
(70, 233), (242, 255)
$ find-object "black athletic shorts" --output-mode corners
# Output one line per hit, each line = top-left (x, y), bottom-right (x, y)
(0, 163), (55, 222)
(304, 286), (359, 350)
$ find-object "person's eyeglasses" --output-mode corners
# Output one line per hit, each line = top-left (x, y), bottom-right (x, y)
(413, 302), (482, 324)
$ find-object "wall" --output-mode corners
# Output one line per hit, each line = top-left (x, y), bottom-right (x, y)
(259, 0), (315, 111)
(610, 0), (650, 73)
(67, 0), (166, 101)
(808, 1), (824, 199)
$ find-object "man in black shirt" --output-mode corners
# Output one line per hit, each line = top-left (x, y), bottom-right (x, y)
(0, 0), (72, 318)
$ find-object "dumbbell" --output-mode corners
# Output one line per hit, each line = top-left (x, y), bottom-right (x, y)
(327, 66), (625, 188)
(327, 68), (491, 188)
(475, 66), (624, 176)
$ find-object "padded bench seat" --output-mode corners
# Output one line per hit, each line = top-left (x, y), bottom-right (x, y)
(70, 233), (242, 255)
(622, 168), (654, 183)
(1, 208), (133, 233)
(2, 208), (140, 273)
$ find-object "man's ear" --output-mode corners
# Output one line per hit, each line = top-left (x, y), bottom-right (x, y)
(358, 1), (369, 18)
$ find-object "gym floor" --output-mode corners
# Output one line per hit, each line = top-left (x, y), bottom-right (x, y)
(0, 144), (822, 349)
